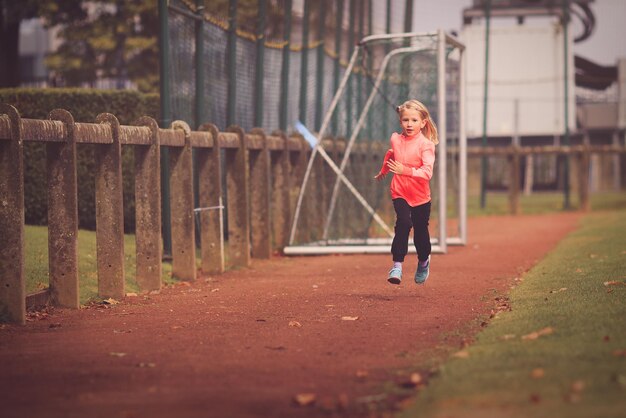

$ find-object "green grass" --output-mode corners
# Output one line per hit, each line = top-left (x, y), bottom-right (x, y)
(464, 191), (626, 217)
(400, 209), (626, 418)
(25, 226), (174, 304)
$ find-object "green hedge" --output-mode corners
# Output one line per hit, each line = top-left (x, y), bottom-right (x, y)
(0, 88), (160, 232)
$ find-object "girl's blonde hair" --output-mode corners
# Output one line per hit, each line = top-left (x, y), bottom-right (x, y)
(396, 99), (439, 144)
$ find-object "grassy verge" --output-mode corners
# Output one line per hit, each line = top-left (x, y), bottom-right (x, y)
(400, 209), (626, 418)
(465, 191), (626, 217)
(25, 226), (175, 305)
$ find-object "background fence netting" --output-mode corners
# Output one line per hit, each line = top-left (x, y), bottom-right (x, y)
(285, 32), (466, 254)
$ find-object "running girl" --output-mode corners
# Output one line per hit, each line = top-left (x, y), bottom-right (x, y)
(374, 99), (438, 285)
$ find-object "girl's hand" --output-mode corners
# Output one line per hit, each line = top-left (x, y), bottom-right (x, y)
(387, 159), (406, 175)
(374, 171), (386, 181)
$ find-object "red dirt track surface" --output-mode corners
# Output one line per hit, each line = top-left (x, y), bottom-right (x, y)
(0, 213), (581, 418)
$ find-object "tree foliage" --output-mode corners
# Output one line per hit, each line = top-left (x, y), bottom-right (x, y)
(45, 0), (159, 92)
(0, 0), (85, 87)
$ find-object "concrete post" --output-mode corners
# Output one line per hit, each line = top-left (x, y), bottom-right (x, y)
(198, 123), (224, 274)
(0, 105), (25, 324)
(170, 121), (196, 281)
(226, 126), (251, 267)
(270, 131), (291, 250)
(95, 113), (125, 299)
(47, 109), (79, 308)
(249, 128), (271, 258)
(133, 117), (162, 291)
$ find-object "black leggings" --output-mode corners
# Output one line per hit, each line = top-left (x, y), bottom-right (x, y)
(391, 199), (431, 263)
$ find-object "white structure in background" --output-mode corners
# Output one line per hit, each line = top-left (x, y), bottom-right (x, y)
(462, 23), (576, 137)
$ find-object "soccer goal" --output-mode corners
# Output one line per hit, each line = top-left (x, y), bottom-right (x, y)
(284, 30), (466, 256)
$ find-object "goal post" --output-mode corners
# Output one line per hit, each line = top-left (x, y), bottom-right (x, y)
(284, 30), (467, 256)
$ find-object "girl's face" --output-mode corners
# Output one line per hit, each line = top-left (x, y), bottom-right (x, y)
(399, 108), (426, 137)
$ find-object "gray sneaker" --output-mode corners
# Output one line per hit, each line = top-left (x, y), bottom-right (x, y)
(387, 267), (402, 285)
(414, 256), (430, 284)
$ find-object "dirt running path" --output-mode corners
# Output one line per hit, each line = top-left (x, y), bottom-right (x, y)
(0, 213), (581, 418)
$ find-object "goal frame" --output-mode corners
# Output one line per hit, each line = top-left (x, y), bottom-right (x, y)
(284, 30), (467, 256)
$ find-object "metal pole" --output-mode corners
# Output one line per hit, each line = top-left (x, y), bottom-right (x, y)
(299, 0), (310, 125)
(195, 0), (205, 128)
(357, 0), (364, 132)
(480, 0), (491, 209)
(226, 0), (237, 127)
(346, 0), (356, 135)
(458, 42), (468, 245)
(279, 0), (293, 131)
(382, 0), (391, 138)
(158, 0), (172, 257)
(562, 0), (571, 209)
(314, 0), (326, 131)
(437, 29), (447, 253)
(255, 0), (267, 127)
(403, 0), (413, 32)
(193, 0), (205, 246)
(331, 0), (343, 135)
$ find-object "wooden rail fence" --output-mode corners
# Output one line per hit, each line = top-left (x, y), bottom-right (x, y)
(462, 144), (626, 214)
(0, 105), (327, 324)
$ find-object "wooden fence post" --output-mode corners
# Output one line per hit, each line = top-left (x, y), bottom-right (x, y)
(197, 123), (224, 274)
(226, 126), (251, 267)
(509, 146), (520, 215)
(249, 128), (271, 258)
(0, 105), (25, 324)
(133, 117), (162, 291)
(95, 113), (125, 299)
(579, 145), (591, 211)
(170, 121), (196, 281)
(47, 109), (79, 308)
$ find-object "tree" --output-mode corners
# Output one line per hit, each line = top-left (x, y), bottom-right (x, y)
(45, 0), (159, 92)
(0, 0), (85, 87)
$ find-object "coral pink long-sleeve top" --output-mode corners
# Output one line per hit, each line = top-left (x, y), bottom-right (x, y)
(378, 131), (436, 207)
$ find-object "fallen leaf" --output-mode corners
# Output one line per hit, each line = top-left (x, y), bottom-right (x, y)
(604, 281), (625, 286)
(522, 327), (554, 340)
(125, 292), (138, 297)
(453, 350), (469, 358)
(612, 349), (626, 357)
(575, 268), (583, 273)
(355, 370), (368, 379)
(341, 316), (359, 321)
(137, 362), (156, 368)
(211, 288), (220, 292)
(177, 281), (191, 287)
(571, 380), (585, 393)
(408, 372), (422, 386)
(500, 334), (516, 341)
(109, 352), (127, 357)
(294, 393), (316, 406)
(531, 368), (545, 379)
(102, 298), (119, 305)
(549, 288), (567, 293)
(289, 321), (302, 328)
